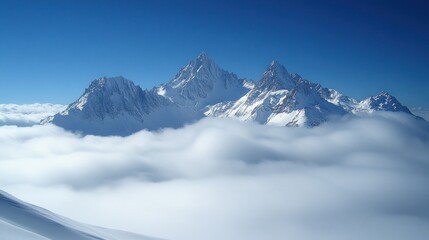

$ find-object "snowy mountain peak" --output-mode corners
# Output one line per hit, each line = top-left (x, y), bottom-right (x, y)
(360, 91), (412, 113)
(197, 51), (209, 61)
(95, 75), (126, 84)
(43, 54), (417, 136)
(73, 76), (144, 113)
(267, 60), (288, 74)
(89, 76), (137, 92)
(169, 53), (219, 89)
(258, 60), (295, 90)
(164, 53), (248, 105)
(269, 59), (281, 67)
(377, 91), (391, 97)
(46, 76), (172, 135)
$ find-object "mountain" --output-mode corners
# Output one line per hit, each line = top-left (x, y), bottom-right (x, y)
(43, 53), (416, 135)
(0, 190), (159, 240)
(357, 91), (413, 113)
(205, 61), (347, 127)
(44, 53), (250, 136)
(42, 76), (200, 136)
(159, 52), (249, 107)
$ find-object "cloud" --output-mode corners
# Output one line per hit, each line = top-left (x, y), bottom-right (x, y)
(412, 107), (429, 121)
(0, 103), (66, 126)
(1, 112), (429, 240)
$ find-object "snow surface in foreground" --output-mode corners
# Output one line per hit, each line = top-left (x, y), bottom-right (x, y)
(0, 190), (160, 240)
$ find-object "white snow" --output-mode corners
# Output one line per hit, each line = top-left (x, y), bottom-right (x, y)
(41, 53), (417, 136)
(267, 110), (304, 126)
(156, 86), (167, 96)
(0, 190), (160, 240)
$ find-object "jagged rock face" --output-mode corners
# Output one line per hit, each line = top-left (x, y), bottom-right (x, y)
(205, 62), (347, 127)
(45, 76), (174, 136)
(162, 52), (249, 107)
(257, 60), (296, 91)
(65, 76), (163, 119)
(43, 53), (416, 136)
(168, 53), (219, 98)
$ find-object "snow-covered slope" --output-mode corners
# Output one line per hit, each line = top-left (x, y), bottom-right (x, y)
(43, 76), (200, 136)
(356, 91), (413, 113)
(159, 52), (249, 107)
(206, 61), (417, 127)
(43, 53), (417, 135)
(205, 61), (347, 127)
(0, 190), (159, 240)
(44, 53), (250, 135)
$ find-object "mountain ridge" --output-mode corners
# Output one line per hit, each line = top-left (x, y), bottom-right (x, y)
(43, 53), (416, 135)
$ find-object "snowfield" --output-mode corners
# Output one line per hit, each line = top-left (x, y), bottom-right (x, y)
(0, 190), (160, 240)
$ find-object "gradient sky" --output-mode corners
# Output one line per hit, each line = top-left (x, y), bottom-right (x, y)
(0, 0), (428, 107)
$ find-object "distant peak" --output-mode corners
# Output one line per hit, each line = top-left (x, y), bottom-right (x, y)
(378, 91), (391, 96)
(270, 60), (280, 67)
(368, 91), (394, 101)
(169, 52), (222, 89)
(197, 52), (210, 61)
(189, 52), (218, 69)
(362, 91), (411, 114)
(90, 76), (135, 89)
(189, 52), (215, 68)
(258, 60), (294, 90)
(97, 76), (126, 81)
(265, 60), (289, 75)
(267, 60), (288, 72)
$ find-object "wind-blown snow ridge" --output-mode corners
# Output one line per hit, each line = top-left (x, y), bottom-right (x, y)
(0, 190), (160, 240)
(43, 53), (417, 135)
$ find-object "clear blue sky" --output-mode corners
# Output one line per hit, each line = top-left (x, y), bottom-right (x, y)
(0, 0), (428, 107)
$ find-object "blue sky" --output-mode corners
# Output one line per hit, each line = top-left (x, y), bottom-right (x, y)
(0, 0), (428, 107)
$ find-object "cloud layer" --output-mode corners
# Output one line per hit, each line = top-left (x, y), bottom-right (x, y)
(412, 107), (429, 121)
(1, 112), (429, 240)
(0, 103), (66, 126)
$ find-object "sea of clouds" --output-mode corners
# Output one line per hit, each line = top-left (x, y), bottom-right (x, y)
(411, 107), (429, 121)
(0, 105), (429, 240)
(0, 103), (66, 126)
